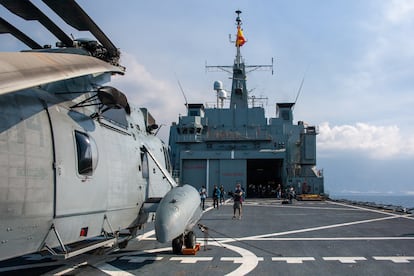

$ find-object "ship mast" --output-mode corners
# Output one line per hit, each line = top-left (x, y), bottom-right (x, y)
(205, 10), (273, 110)
(235, 10), (243, 67)
(231, 10), (248, 109)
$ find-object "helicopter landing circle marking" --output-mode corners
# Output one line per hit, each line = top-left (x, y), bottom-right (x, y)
(100, 240), (261, 276)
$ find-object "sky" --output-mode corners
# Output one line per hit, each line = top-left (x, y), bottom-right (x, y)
(1, 0), (413, 196)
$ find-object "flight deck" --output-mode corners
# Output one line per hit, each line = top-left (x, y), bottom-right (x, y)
(1, 199), (413, 275)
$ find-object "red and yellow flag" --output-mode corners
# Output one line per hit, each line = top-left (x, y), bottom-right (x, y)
(236, 26), (246, 47)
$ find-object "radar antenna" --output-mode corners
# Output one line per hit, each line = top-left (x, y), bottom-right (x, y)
(293, 66), (309, 110)
(177, 78), (189, 110)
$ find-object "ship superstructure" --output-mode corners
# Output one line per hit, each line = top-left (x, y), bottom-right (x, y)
(169, 11), (324, 198)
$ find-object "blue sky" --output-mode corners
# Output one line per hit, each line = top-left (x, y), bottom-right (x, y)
(1, 0), (413, 195)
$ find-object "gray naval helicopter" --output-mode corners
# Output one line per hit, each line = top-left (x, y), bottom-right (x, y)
(0, 0), (202, 261)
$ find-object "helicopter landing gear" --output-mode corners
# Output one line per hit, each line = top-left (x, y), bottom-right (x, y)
(172, 234), (184, 254)
(184, 231), (196, 249)
(172, 231), (197, 254)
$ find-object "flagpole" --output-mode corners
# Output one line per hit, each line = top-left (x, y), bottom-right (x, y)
(235, 10), (242, 66)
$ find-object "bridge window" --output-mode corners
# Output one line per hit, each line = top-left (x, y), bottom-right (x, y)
(75, 131), (98, 176)
(189, 110), (199, 116)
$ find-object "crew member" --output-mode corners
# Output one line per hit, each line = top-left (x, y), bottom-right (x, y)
(233, 183), (243, 219)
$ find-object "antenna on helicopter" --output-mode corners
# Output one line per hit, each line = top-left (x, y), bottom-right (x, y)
(154, 124), (164, 136)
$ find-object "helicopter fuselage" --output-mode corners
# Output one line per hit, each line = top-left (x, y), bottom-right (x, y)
(0, 52), (200, 260)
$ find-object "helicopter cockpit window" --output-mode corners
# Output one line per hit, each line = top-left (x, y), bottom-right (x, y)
(75, 130), (98, 176)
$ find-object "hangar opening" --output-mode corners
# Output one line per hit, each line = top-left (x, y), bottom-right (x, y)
(246, 159), (283, 198)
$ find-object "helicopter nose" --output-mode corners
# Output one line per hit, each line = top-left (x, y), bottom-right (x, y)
(155, 185), (202, 243)
(155, 202), (181, 243)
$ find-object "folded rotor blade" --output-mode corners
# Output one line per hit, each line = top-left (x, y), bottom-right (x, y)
(0, 0), (73, 47)
(0, 17), (42, 49)
(0, 52), (124, 95)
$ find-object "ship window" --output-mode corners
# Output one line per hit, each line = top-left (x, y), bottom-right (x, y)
(281, 110), (290, 120)
(189, 110), (199, 116)
(75, 131), (98, 176)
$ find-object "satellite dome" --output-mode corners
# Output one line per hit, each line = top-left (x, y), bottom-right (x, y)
(213, 80), (223, 91)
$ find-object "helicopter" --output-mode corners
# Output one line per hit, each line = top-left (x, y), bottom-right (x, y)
(0, 0), (202, 261)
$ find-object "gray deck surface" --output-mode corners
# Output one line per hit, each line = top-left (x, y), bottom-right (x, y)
(1, 199), (413, 275)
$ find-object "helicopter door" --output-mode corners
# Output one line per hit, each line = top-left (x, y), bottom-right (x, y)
(49, 108), (107, 217)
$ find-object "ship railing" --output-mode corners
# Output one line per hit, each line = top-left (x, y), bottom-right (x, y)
(176, 134), (204, 143)
(204, 99), (266, 109)
(205, 129), (272, 141)
(302, 125), (319, 134)
(175, 132), (273, 142)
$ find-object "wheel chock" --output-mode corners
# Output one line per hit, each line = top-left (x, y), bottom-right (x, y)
(182, 243), (201, 255)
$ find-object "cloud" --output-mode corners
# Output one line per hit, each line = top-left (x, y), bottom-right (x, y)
(318, 122), (414, 159)
(110, 52), (186, 141)
(359, 1), (414, 77)
(385, 0), (414, 23)
(321, 3), (414, 161)
(112, 52), (171, 104)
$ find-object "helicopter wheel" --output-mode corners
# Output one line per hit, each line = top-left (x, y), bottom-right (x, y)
(172, 234), (183, 254)
(118, 239), (129, 249)
(184, 231), (196, 249)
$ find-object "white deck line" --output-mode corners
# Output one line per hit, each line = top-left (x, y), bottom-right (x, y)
(221, 215), (400, 243)
(204, 236), (414, 241)
(95, 263), (135, 276)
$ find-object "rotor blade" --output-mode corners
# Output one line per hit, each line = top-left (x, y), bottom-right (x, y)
(0, 17), (42, 49)
(0, 0), (73, 47)
(42, 0), (119, 58)
(0, 52), (124, 95)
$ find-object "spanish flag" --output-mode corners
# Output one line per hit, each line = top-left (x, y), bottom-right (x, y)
(236, 26), (246, 47)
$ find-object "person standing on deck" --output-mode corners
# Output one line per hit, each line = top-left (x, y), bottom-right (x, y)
(233, 183), (243, 219)
(289, 186), (296, 204)
(212, 185), (220, 209)
(219, 185), (225, 205)
(199, 185), (207, 210)
(276, 184), (281, 199)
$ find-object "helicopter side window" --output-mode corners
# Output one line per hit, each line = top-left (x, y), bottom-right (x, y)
(162, 146), (172, 173)
(75, 131), (99, 176)
(141, 151), (149, 179)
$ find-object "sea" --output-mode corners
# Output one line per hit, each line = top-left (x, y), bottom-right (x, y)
(330, 194), (414, 209)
